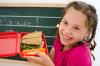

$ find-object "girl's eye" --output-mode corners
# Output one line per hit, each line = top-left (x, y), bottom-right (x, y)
(63, 21), (68, 25)
(74, 27), (80, 30)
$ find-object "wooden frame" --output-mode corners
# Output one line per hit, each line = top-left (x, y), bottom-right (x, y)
(0, 3), (66, 8)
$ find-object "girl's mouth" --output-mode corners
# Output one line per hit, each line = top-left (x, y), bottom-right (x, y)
(61, 33), (72, 40)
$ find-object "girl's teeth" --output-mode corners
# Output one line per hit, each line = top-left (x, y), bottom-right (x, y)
(63, 35), (70, 40)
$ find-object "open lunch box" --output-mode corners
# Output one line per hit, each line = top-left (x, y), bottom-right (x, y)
(0, 31), (48, 58)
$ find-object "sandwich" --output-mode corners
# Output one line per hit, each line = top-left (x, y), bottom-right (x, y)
(21, 31), (47, 56)
(21, 31), (43, 50)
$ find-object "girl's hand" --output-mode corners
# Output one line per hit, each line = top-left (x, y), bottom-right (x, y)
(24, 51), (54, 66)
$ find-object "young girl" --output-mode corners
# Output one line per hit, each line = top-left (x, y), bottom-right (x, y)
(24, 1), (98, 66)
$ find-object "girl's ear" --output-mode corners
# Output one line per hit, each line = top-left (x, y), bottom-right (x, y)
(56, 24), (60, 28)
(85, 31), (92, 40)
(86, 31), (91, 37)
(88, 30), (92, 36)
(87, 29), (92, 36)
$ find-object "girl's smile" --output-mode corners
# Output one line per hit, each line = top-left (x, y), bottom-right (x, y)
(61, 32), (72, 40)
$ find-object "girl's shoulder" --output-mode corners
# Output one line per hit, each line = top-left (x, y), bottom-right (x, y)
(73, 43), (89, 53)
(70, 43), (91, 59)
(65, 43), (92, 66)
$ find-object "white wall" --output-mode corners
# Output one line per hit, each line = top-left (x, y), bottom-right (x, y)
(0, 0), (100, 66)
(87, 1), (100, 66)
(0, 0), (87, 3)
(0, 0), (70, 3)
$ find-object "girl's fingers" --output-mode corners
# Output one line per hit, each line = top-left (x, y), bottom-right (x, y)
(24, 56), (42, 63)
(24, 52), (54, 66)
(35, 51), (55, 66)
(35, 51), (50, 60)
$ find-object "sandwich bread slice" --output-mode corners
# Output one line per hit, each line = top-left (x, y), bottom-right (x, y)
(22, 31), (42, 39)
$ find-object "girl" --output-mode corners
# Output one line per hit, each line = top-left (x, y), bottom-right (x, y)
(24, 1), (98, 66)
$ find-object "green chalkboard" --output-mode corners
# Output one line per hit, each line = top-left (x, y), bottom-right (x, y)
(0, 7), (63, 16)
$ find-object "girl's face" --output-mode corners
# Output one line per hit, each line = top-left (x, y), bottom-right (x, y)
(59, 7), (90, 46)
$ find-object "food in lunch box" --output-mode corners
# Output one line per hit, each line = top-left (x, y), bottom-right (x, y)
(21, 31), (48, 57)
(22, 37), (42, 45)
(21, 31), (44, 50)
(22, 31), (42, 39)
(21, 48), (47, 56)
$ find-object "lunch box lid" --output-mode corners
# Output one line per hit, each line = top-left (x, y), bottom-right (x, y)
(0, 32), (20, 57)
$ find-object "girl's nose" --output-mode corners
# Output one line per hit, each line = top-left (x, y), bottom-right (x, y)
(64, 26), (72, 35)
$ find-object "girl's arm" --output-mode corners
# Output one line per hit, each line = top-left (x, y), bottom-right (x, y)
(49, 47), (55, 61)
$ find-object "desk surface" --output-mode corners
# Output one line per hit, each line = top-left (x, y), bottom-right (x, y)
(0, 58), (42, 66)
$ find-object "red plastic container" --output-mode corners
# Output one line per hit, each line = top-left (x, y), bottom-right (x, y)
(0, 32), (20, 57)
(0, 31), (48, 58)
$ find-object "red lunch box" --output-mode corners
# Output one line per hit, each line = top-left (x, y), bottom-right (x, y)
(0, 31), (48, 58)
